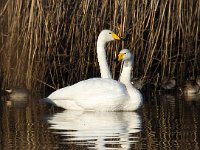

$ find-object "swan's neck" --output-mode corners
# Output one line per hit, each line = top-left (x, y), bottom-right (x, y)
(120, 58), (142, 110)
(119, 60), (133, 85)
(97, 41), (112, 79)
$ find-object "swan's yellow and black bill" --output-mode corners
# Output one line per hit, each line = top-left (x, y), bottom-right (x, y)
(112, 33), (121, 40)
(117, 53), (124, 61)
(113, 53), (124, 62)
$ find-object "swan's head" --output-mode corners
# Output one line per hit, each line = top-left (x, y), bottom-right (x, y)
(98, 29), (122, 43)
(117, 49), (133, 62)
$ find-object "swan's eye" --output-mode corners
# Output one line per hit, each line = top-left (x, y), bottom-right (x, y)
(109, 32), (111, 34)
(124, 53), (126, 54)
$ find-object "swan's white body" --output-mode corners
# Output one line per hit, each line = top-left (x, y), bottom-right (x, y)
(46, 31), (143, 111)
(47, 78), (129, 111)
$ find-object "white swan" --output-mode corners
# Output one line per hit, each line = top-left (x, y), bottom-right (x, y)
(117, 49), (143, 111)
(45, 49), (142, 111)
(45, 30), (129, 110)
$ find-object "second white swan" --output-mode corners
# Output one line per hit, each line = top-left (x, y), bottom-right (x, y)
(117, 49), (143, 111)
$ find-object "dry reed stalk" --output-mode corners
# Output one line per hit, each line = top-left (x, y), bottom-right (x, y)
(0, 0), (199, 92)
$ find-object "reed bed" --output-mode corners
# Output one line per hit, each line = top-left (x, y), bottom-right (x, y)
(0, 0), (199, 92)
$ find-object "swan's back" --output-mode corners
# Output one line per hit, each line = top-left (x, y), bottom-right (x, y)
(48, 78), (127, 99)
(47, 78), (129, 111)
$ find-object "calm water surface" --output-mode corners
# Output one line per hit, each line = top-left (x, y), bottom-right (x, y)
(0, 93), (200, 150)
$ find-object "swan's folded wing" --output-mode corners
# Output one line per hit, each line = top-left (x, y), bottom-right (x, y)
(48, 78), (129, 101)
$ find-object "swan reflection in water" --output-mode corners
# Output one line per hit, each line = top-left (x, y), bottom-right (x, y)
(46, 110), (142, 149)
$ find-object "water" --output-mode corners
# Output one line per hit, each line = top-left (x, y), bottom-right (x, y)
(0, 93), (200, 150)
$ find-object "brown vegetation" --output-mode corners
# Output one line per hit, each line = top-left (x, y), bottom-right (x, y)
(0, 0), (199, 92)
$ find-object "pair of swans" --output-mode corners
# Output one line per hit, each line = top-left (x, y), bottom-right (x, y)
(45, 30), (143, 111)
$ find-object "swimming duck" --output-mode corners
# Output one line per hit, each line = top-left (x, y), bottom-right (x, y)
(5, 87), (29, 100)
(180, 80), (200, 95)
(160, 77), (176, 90)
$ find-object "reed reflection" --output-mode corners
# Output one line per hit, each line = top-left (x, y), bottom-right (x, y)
(46, 111), (142, 149)
(0, 97), (59, 150)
